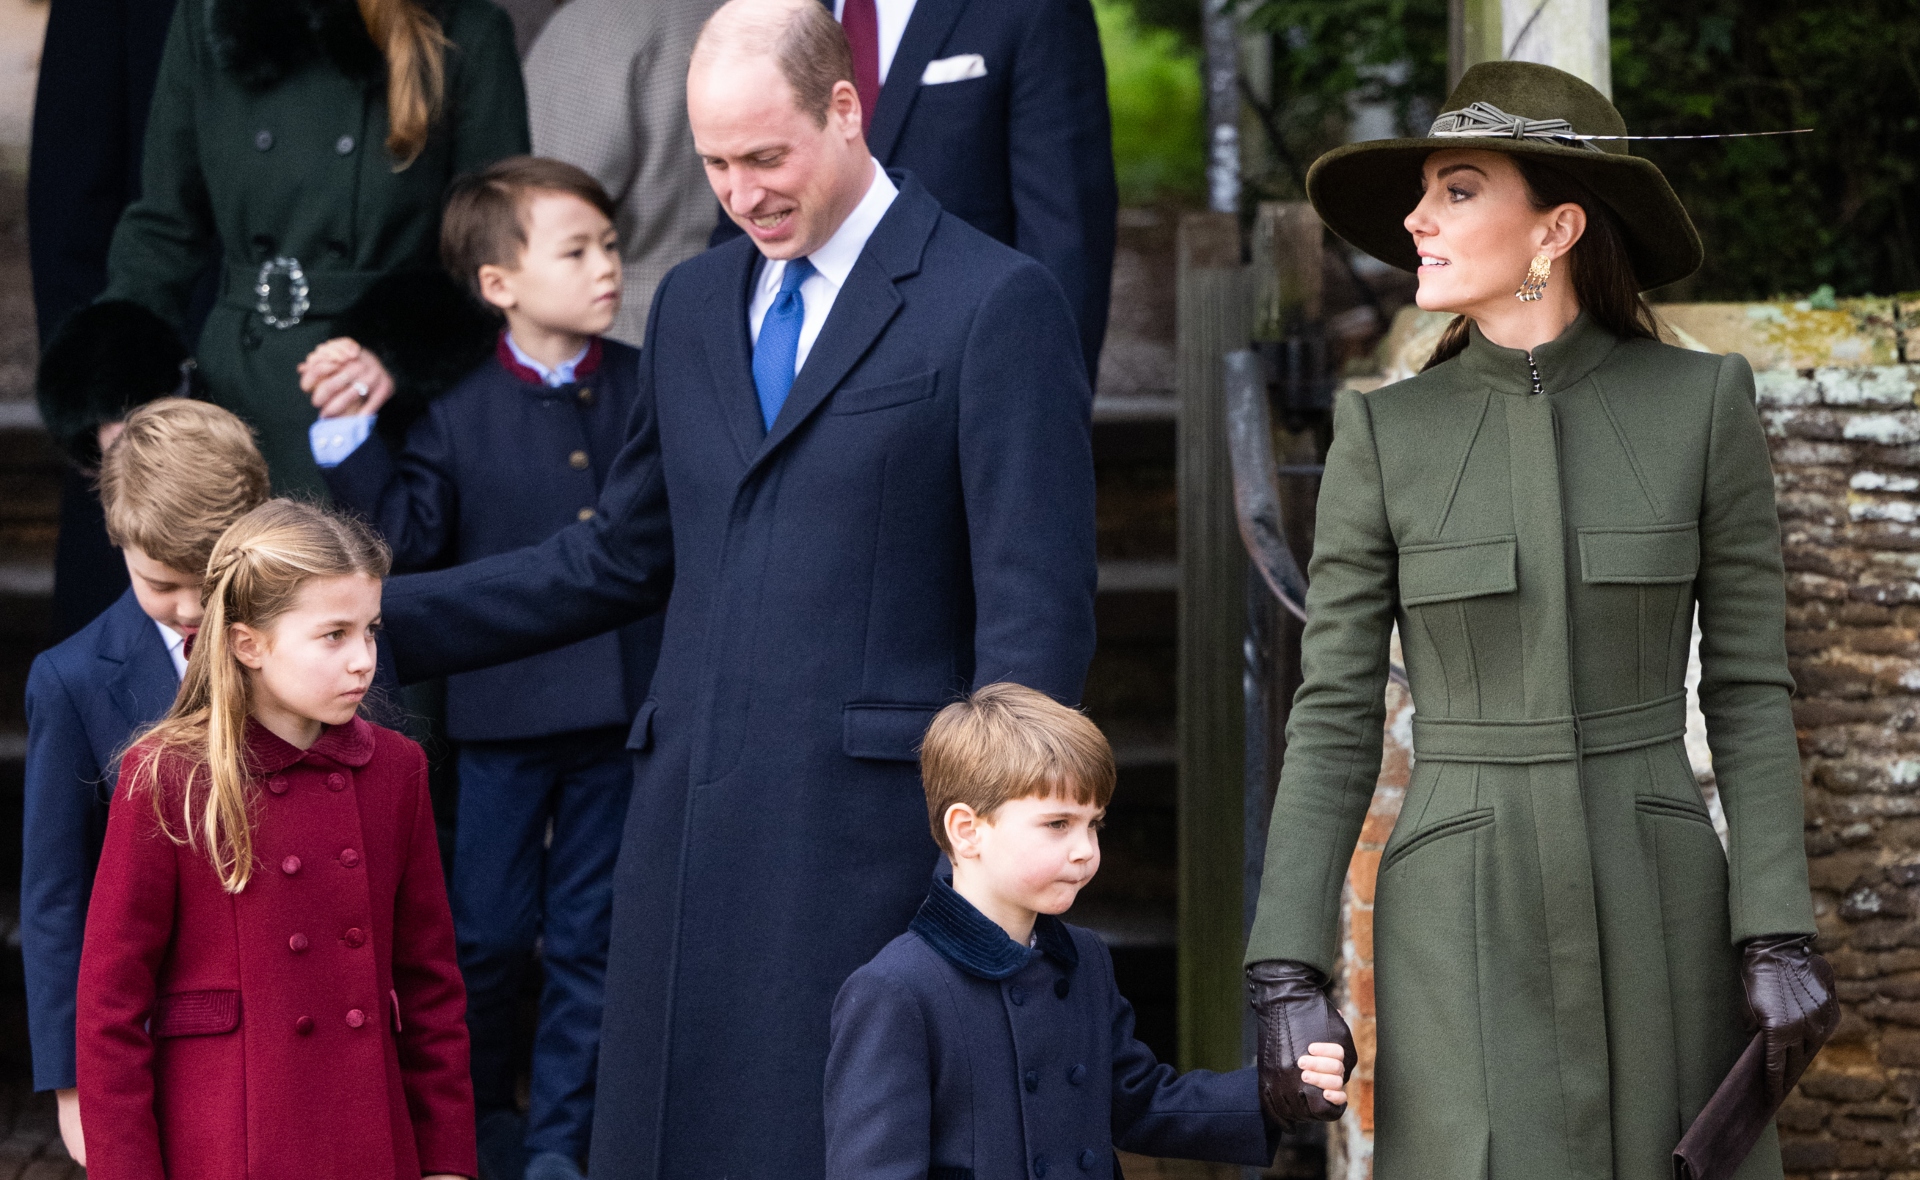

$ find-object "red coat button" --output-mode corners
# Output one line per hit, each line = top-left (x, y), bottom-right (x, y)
(344, 928), (365, 948)
(281, 855), (301, 875)
(339, 848), (360, 868)
(326, 773), (346, 791)
(295, 1016), (314, 1035)
(289, 933), (309, 953)
(266, 775), (289, 795)
(346, 1009), (366, 1028)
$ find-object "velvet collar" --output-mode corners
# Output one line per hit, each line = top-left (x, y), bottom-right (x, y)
(495, 331), (604, 389)
(208, 0), (438, 90)
(245, 715), (376, 773)
(909, 873), (1079, 981)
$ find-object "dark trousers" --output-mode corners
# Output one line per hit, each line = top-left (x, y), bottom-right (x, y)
(452, 726), (632, 1162)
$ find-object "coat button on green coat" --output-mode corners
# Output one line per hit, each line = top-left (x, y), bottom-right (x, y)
(254, 129), (272, 151)
(335, 134), (354, 155)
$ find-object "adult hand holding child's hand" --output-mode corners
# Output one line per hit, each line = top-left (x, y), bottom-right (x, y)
(300, 337), (395, 418)
(1247, 959), (1357, 1128)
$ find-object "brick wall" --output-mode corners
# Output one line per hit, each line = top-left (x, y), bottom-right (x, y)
(1329, 302), (1920, 1179)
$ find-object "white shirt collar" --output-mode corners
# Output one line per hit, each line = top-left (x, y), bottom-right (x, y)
(505, 332), (591, 387)
(154, 620), (188, 681)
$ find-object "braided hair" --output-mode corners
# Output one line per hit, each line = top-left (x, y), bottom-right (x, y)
(123, 500), (390, 892)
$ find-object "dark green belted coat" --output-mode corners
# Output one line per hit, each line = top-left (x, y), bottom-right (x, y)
(1247, 315), (1818, 1180)
(96, 0), (528, 492)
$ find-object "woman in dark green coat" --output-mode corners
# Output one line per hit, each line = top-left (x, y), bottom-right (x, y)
(37, 0), (529, 492)
(1242, 63), (1837, 1180)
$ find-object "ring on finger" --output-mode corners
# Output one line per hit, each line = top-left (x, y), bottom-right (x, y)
(352, 381), (371, 399)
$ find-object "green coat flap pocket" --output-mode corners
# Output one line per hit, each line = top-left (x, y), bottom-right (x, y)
(1398, 536), (1518, 607)
(1578, 523), (1700, 584)
(151, 989), (240, 1038)
(843, 703), (943, 761)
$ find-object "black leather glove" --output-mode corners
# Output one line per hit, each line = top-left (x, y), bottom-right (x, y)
(1741, 934), (1839, 1104)
(1246, 959), (1357, 1128)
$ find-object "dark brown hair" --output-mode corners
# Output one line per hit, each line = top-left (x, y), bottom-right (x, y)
(1423, 156), (1661, 371)
(440, 156), (618, 300)
(920, 683), (1116, 852)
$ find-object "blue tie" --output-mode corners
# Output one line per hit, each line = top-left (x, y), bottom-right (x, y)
(753, 258), (815, 430)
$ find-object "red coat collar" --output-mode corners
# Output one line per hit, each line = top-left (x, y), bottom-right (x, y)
(245, 715), (376, 772)
(495, 331), (604, 388)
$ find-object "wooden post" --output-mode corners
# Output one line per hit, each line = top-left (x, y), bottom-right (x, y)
(1251, 202), (1324, 342)
(1449, 0), (1613, 95)
(1176, 211), (1250, 1074)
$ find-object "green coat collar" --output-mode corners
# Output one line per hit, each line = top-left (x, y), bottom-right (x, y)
(1456, 312), (1620, 397)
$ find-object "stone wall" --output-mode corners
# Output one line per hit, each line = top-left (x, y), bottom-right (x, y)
(1327, 300), (1920, 1179)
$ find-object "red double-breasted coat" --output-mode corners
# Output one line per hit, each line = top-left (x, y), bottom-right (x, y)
(76, 717), (477, 1180)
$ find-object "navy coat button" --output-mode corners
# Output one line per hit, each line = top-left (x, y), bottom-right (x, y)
(346, 1008), (366, 1028)
(281, 855), (301, 875)
(577, 387), (594, 404)
(1033, 1155), (1048, 1178)
(1009, 987), (1026, 1006)
(1055, 977), (1070, 999)
(1068, 1064), (1087, 1085)
(1023, 1069), (1038, 1093)
(335, 134), (355, 154)
(339, 847), (361, 868)
(344, 927), (365, 948)
(1078, 1149), (1097, 1171)
(254, 129), (273, 151)
(326, 772), (346, 791)
(295, 1015), (313, 1035)
(577, 507), (595, 521)
(289, 933), (309, 953)
(266, 775), (288, 795)
(569, 449), (590, 470)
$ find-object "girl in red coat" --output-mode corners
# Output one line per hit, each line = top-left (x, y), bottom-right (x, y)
(77, 499), (477, 1180)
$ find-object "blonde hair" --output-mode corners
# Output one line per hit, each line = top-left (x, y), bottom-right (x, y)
(97, 399), (270, 576)
(360, 0), (450, 168)
(919, 683), (1116, 852)
(126, 500), (391, 892)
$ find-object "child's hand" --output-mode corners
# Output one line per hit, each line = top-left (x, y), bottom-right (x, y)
(299, 337), (396, 418)
(1297, 1042), (1347, 1107)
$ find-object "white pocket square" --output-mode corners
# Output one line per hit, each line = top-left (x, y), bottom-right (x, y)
(921, 53), (987, 85)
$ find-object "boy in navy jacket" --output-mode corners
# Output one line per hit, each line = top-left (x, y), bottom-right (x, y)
(313, 157), (662, 1180)
(826, 684), (1351, 1178)
(23, 398), (269, 1165)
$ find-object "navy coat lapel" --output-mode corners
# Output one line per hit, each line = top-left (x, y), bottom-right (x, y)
(749, 176), (939, 473)
(867, 0), (970, 163)
(98, 591), (179, 732)
(702, 241), (770, 468)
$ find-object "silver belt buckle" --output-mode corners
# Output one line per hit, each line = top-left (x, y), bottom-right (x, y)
(255, 256), (310, 329)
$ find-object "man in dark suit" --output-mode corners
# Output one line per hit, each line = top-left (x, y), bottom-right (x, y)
(712, 0), (1117, 378)
(377, 0), (1096, 1175)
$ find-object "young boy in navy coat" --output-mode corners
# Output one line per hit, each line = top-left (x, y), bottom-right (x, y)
(314, 156), (660, 1180)
(22, 398), (269, 1165)
(826, 684), (1351, 1178)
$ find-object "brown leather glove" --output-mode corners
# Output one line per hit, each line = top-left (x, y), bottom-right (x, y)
(1741, 934), (1839, 1105)
(1246, 959), (1356, 1128)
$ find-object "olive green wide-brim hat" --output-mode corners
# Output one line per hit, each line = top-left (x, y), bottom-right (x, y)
(1307, 60), (1704, 291)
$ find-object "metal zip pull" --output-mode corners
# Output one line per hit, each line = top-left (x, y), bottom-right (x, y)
(1527, 352), (1543, 396)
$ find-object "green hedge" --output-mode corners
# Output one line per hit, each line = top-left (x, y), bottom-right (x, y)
(1097, 0), (1205, 205)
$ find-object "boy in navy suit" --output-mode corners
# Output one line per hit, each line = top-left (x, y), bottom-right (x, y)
(825, 684), (1351, 1178)
(314, 156), (661, 1180)
(23, 397), (270, 1165)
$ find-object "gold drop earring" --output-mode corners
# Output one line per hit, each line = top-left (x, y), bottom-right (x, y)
(1516, 253), (1552, 302)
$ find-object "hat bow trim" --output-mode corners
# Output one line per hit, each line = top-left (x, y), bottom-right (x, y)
(1428, 101), (1605, 152)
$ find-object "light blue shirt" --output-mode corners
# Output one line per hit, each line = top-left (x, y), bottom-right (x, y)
(505, 334), (591, 387)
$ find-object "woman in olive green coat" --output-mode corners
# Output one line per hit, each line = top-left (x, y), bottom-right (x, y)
(37, 0), (528, 492)
(1243, 63), (1836, 1180)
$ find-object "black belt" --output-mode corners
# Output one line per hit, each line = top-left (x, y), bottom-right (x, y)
(221, 258), (387, 327)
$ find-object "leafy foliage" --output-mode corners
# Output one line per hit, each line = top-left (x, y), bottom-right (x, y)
(1097, 0), (1207, 203)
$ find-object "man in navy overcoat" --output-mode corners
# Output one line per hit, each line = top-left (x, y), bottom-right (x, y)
(714, 0), (1118, 379)
(377, 1), (1098, 1175)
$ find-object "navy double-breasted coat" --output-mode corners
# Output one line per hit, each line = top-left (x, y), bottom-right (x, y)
(380, 172), (1098, 1178)
(826, 876), (1277, 1179)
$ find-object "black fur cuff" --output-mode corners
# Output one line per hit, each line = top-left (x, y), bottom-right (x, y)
(36, 300), (194, 467)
